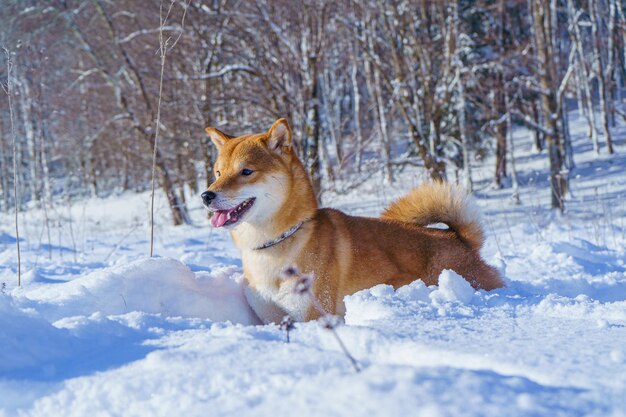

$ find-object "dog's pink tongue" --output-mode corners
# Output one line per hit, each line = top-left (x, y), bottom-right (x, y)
(211, 210), (229, 227)
(210, 208), (239, 227)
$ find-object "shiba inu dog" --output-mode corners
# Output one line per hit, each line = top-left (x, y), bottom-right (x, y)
(202, 118), (503, 323)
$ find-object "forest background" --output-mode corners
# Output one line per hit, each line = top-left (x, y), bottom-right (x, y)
(1, 0), (625, 225)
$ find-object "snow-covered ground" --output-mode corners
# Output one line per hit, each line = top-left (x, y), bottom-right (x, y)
(1, 114), (625, 416)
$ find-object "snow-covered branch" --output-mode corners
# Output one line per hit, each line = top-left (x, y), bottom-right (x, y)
(117, 25), (183, 44)
(168, 64), (258, 81)
(510, 110), (556, 137)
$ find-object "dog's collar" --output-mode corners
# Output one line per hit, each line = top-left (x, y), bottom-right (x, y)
(255, 221), (304, 250)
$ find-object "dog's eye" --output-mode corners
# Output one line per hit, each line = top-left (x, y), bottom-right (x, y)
(241, 168), (254, 176)
(216, 170), (221, 177)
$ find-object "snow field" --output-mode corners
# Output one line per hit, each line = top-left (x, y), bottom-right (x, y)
(1, 115), (626, 416)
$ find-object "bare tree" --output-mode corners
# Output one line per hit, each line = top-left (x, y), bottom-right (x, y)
(3, 0), (624, 219)
(588, 0), (614, 154)
(530, 0), (568, 211)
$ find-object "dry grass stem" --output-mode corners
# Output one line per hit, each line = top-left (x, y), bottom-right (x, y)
(282, 266), (361, 372)
(3, 47), (21, 286)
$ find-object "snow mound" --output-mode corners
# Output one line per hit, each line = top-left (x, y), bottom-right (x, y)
(429, 269), (476, 304)
(344, 269), (477, 326)
(15, 258), (257, 324)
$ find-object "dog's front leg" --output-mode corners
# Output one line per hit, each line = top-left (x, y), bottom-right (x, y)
(243, 279), (289, 324)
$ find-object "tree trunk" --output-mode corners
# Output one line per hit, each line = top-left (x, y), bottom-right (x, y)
(452, 0), (472, 192)
(372, 65), (393, 183)
(456, 66), (472, 192)
(121, 153), (128, 192)
(176, 151), (187, 207)
(532, 0), (567, 210)
(202, 54), (217, 190)
(36, 75), (52, 203)
(606, 0), (618, 127)
(505, 96), (520, 204)
(494, 0), (507, 188)
(574, 62), (586, 119)
(320, 69), (338, 181)
(561, 107), (575, 170)
(19, 74), (39, 203)
(88, 154), (98, 196)
(306, 68), (322, 201)
(616, 0), (626, 101)
(568, 0), (600, 153)
(494, 117), (507, 188)
(531, 101), (544, 152)
(351, 54), (364, 172)
(589, 0), (614, 154)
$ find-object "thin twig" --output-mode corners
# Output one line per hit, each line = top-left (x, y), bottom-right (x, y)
(150, 1), (171, 257)
(3, 47), (21, 286)
(279, 315), (295, 343)
(282, 267), (361, 372)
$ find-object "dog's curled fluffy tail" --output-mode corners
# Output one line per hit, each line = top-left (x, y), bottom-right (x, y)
(381, 181), (484, 251)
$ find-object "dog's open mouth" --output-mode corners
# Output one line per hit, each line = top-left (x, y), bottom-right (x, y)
(210, 198), (255, 228)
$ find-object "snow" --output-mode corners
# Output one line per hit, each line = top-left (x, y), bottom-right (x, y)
(1, 113), (626, 416)
(430, 269), (476, 304)
(13, 257), (256, 324)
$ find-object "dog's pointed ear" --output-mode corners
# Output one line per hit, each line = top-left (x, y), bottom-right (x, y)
(205, 127), (232, 149)
(265, 118), (292, 154)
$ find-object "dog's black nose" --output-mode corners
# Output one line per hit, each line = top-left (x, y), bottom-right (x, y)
(201, 191), (217, 205)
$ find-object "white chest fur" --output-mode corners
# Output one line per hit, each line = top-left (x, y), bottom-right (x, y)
(241, 248), (311, 323)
